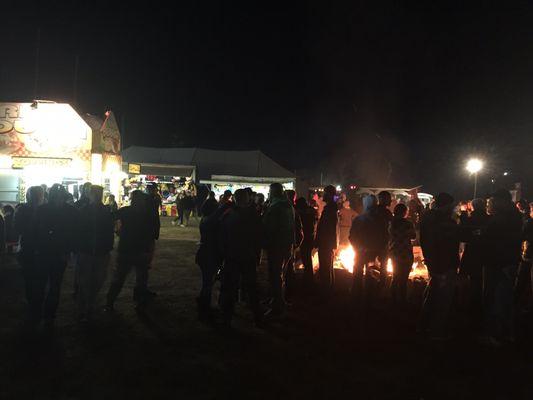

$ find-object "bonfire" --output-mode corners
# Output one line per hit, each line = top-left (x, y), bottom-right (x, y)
(309, 245), (429, 281)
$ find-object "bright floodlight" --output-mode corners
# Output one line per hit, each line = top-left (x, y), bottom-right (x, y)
(466, 158), (483, 174)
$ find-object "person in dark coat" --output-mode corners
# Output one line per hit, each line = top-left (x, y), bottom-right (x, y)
(262, 183), (295, 316)
(315, 185), (338, 293)
(33, 184), (78, 326)
(76, 185), (114, 321)
(219, 189), (263, 327)
(0, 210), (5, 256)
(73, 181), (92, 298)
(14, 186), (45, 325)
(106, 191), (155, 309)
(389, 203), (416, 305)
(376, 191), (393, 287)
(419, 192), (460, 339)
(195, 199), (231, 321)
(295, 197), (318, 287)
(350, 195), (382, 304)
(480, 189), (523, 345)
(200, 191), (219, 217)
(459, 198), (490, 331)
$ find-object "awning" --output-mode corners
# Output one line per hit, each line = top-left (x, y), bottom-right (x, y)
(122, 162), (195, 178)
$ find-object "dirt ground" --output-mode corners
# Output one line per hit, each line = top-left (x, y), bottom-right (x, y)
(1, 218), (532, 400)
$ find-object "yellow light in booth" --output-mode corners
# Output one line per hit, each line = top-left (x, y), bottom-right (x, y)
(91, 153), (103, 184)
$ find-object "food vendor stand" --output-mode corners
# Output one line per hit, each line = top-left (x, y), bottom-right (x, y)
(122, 146), (295, 200)
(0, 101), (123, 203)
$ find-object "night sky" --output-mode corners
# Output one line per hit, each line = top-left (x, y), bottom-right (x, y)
(2, 2), (533, 198)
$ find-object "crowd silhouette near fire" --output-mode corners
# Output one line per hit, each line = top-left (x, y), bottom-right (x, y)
(1, 180), (531, 348)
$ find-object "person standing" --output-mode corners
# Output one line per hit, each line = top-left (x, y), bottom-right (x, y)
(105, 194), (119, 213)
(15, 187), (45, 326)
(201, 191), (219, 217)
(389, 203), (416, 306)
(338, 200), (357, 246)
(315, 185), (338, 294)
(419, 193), (460, 340)
(145, 183), (161, 297)
(182, 191), (195, 227)
(295, 197), (318, 287)
(76, 185), (114, 322)
(459, 198), (490, 332)
(284, 190), (303, 301)
(376, 191), (393, 287)
(196, 198), (231, 321)
(349, 195), (382, 305)
(73, 182), (92, 298)
(262, 183), (295, 316)
(219, 189), (263, 327)
(106, 191), (155, 310)
(480, 189), (523, 345)
(34, 184), (78, 326)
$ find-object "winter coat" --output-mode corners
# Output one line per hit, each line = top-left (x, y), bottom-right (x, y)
(296, 205), (318, 247)
(77, 203), (115, 255)
(420, 209), (460, 274)
(316, 202), (338, 250)
(350, 208), (384, 255)
(481, 206), (523, 268)
(389, 217), (416, 263)
(221, 205), (262, 262)
(35, 203), (78, 256)
(262, 197), (295, 249)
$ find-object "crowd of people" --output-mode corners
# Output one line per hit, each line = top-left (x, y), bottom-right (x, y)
(195, 184), (532, 345)
(0, 180), (531, 347)
(0, 182), (161, 327)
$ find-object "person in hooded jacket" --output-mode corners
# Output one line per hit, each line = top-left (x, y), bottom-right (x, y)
(315, 185), (338, 293)
(14, 186), (45, 325)
(262, 183), (295, 316)
(34, 184), (78, 326)
(480, 189), (523, 345)
(219, 189), (263, 327)
(76, 185), (114, 322)
(350, 195), (383, 304)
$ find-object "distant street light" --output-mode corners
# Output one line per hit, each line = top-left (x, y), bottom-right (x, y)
(466, 158), (483, 199)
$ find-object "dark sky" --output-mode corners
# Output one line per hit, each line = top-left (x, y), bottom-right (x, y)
(2, 2), (533, 197)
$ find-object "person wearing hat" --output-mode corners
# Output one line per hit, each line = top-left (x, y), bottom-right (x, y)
(480, 189), (523, 346)
(419, 192), (460, 340)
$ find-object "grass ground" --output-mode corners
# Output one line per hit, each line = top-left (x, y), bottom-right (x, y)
(0, 217), (532, 399)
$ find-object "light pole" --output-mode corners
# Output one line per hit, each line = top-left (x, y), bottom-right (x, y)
(466, 158), (483, 199)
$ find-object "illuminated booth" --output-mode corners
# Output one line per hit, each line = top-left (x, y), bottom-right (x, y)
(122, 146), (295, 199)
(0, 101), (123, 203)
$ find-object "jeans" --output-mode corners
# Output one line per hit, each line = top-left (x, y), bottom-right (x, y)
(419, 269), (457, 337)
(77, 253), (110, 316)
(318, 247), (335, 292)
(220, 258), (261, 323)
(106, 252), (150, 306)
(266, 246), (292, 312)
(483, 264), (518, 340)
(20, 254), (67, 322)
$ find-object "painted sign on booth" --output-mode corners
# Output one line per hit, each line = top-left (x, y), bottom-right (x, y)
(0, 102), (91, 158)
